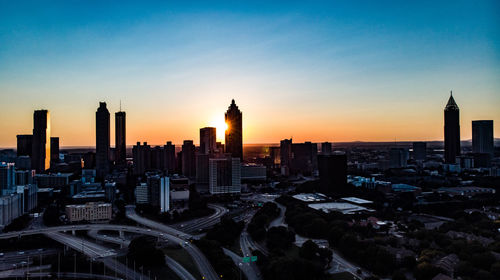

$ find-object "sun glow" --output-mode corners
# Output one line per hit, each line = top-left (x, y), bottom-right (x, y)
(209, 115), (228, 142)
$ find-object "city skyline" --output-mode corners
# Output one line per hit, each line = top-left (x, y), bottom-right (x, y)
(1, 1), (500, 147)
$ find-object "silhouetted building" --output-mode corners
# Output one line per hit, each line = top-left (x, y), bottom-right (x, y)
(318, 152), (347, 194)
(132, 142), (151, 175)
(16, 135), (32, 157)
(115, 111), (126, 164)
(83, 152), (95, 169)
(182, 140), (196, 178)
(163, 141), (176, 174)
(96, 102), (110, 178)
(147, 175), (170, 212)
(50, 137), (59, 165)
(291, 142), (317, 175)
(321, 142), (332, 155)
(389, 148), (409, 168)
(200, 127), (217, 154)
(472, 120), (494, 155)
(444, 92), (460, 163)
(196, 153), (210, 184)
(209, 155), (241, 194)
(412, 142), (427, 161)
(280, 139), (292, 167)
(32, 110), (51, 172)
(225, 100), (243, 160)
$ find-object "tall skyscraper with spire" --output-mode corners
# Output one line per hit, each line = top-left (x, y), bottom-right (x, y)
(32, 110), (50, 172)
(115, 109), (126, 165)
(444, 91), (460, 163)
(225, 99), (243, 160)
(96, 102), (110, 178)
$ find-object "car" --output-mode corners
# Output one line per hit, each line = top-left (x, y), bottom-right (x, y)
(18, 251), (25, 255)
(147, 229), (151, 232)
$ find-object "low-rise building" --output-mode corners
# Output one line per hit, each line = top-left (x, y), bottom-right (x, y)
(65, 202), (112, 222)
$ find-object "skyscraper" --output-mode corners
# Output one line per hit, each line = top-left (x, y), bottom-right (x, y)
(32, 110), (50, 172)
(321, 142), (332, 155)
(163, 141), (176, 175)
(115, 111), (126, 164)
(412, 142), (427, 161)
(182, 140), (196, 178)
(444, 92), (460, 163)
(472, 120), (494, 155)
(96, 102), (110, 178)
(200, 127), (217, 154)
(50, 137), (59, 165)
(16, 135), (32, 157)
(209, 155), (241, 194)
(225, 99), (243, 160)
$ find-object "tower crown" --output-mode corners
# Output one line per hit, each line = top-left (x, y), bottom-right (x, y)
(445, 91), (459, 111)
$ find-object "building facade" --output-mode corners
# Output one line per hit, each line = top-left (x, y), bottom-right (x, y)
(209, 156), (241, 194)
(16, 135), (33, 157)
(115, 111), (126, 164)
(200, 127), (217, 155)
(182, 140), (196, 178)
(472, 120), (494, 155)
(65, 202), (112, 222)
(318, 152), (347, 195)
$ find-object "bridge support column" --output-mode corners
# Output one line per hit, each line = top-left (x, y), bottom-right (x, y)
(119, 230), (124, 238)
(72, 230), (75, 236)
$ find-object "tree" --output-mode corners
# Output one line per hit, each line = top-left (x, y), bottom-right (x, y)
(266, 226), (295, 251)
(127, 236), (165, 267)
(299, 240), (319, 260)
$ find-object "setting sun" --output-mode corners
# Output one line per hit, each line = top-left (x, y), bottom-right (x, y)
(209, 115), (228, 143)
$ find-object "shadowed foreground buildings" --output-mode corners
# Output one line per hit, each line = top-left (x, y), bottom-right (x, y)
(31, 110), (50, 172)
(472, 120), (494, 155)
(444, 92), (460, 163)
(225, 99), (243, 160)
(318, 152), (347, 195)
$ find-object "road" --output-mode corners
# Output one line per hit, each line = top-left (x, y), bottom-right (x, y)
(126, 205), (219, 280)
(223, 248), (259, 280)
(172, 204), (229, 234)
(48, 232), (116, 258)
(88, 229), (131, 247)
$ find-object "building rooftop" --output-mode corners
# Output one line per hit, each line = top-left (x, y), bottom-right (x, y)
(293, 193), (327, 202)
(341, 197), (373, 204)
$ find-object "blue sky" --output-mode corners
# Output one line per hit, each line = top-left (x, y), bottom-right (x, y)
(0, 1), (499, 146)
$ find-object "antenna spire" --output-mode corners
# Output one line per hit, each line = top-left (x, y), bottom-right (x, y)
(120, 100), (122, 112)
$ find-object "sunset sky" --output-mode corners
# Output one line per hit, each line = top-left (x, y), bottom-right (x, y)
(1, 1), (499, 147)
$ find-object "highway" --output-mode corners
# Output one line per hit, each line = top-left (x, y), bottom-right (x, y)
(172, 204), (229, 234)
(48, 232), (116, 258)
(126, 206), (220, 280)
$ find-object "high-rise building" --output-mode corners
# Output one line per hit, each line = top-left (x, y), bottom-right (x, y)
(96, 102), (110, 178)
(147, 175), (170, 213)
(389, 148), (409, 168)
(412, 142), (427, 161)
(200, 127), (217, 154)
(225, 100), (243, 160)
(16, 135), (32, 157)
(115, 111), (126, 165)
(32, 110), (51, 172)
(280, 139), (293, 167)
(163, 141), (176, 175)
(132, 142), (151, 175)
(318, 152), (347, 195)
(472, 120), (494, 155)
(50, 137), (59, 165)
(0, 162), (16, 196)
(291, 142), (317, 175)
(444, 92), (460, 163)
(182, 140), (196, 178)
(321, 142), (332, 155)
(209, 155), (241, 194)
(196, 153), (210, 184)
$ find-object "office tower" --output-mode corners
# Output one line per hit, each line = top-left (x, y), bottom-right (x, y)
(163, 141), (176, 175)
(96, 102), (110, 178)
(321, 142), (332, 155)
(412, 142), (427, 161)
(32, 110), (51, 172)
(472, 120), (494, 155)
(135, 183), (149, 204)
(225, 99), (243, 160)
(182, 140), (196, 178)
(318, 152), (347, 195)
(50, 137), (59, 165)
(115, 111), (126, 165)
(291, 142), (317, 175)
(200, 127), (217, 154)
(16, 135), (32, 157)
(389, 148), (409, 168)
(209, 155), (241, 194)
(280, 139), (293, 167)
(196, 153), (210, 184)
(0, 162), (16, 195)
(147, 175), (170, 213)
(444, 92), (460, 163)
(132, 142), (151, 175)
(151, 146), (163, 170)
